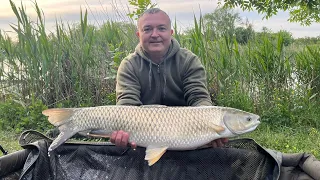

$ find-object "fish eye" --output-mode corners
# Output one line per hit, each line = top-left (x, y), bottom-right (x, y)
(246, 117), (252, 121)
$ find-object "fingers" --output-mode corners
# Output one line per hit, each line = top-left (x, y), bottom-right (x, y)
(130, 142), (137, 149)
(209, 138), (229, 148)
(110, 130), (136, 149)
(215, 139), (224, 147)
(119, 131), (129, 147)
(211, 140), (218, 148)
(221, 138), (229, 144)
(110, 131), (117, 144)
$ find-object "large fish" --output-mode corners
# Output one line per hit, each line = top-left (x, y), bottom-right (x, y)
(42, 105), (260, 166)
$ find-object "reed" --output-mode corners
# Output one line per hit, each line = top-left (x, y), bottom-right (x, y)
(0, 0), (319, 129)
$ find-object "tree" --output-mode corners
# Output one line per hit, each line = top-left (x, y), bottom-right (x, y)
(203, 8), (242, 41)
(235, 26), (254, 44)
(127, 0), (157, 20)
(254, 27), (294, 46)
(218, 0), (320, 26)
(235, 18), (254, 44)
(277, 30), (294, 46)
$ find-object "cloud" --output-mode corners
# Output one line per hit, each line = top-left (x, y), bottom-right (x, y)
(238, 11), (320, 38)
(158, 0), (219, 15)
(0, 0), (128, 32)
(0, 0), (319, 38)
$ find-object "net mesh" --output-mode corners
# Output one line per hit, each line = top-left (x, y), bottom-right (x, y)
(15, 131), (277, 180)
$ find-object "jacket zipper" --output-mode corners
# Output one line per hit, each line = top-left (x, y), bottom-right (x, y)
(157, 64), (162, 103)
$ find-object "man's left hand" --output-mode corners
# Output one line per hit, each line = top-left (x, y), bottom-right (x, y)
(207, 138), (228, 148)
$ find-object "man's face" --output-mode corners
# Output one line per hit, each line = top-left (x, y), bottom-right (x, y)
(136, 11), (173, 58)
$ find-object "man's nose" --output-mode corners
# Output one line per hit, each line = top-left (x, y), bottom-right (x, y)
(151, 29), (159, 37)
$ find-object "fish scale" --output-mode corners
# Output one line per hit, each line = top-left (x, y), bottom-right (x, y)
(42, 105), (260, 166)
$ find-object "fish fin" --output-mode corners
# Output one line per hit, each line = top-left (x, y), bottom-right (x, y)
(43, 108), (79, 151)
(208, 124), (225, 133)
(42, 108), (75, 126)
(48, 124), (78, 151)
(86, 130), (112, 138)
(77, 129), (111, 137)
(89, 129), (112, 135)
(77, 130), (91, 137)
(141, 105), (168, 108)
(145, 146), (168, 166)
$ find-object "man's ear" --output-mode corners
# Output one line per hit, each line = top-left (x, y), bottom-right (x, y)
(171, 29), (173, 35)
(136, 31), (140, 37)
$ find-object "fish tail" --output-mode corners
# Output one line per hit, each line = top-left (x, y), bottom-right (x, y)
(42, 108), (79, 151)
(42, 108), (75, 126)
(48, 128), (78, 152)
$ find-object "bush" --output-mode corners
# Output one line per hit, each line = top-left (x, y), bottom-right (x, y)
(0, 99), (51, 133)
(0, 100), (25, 132)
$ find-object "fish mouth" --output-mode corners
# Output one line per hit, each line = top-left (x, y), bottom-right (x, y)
(228, 120), (261, 135)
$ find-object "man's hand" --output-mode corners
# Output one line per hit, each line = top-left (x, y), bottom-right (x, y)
(207, 138), (228, 148)
(110, 130), (137, 149)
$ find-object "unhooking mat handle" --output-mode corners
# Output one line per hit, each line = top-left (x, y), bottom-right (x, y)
(0, 148), (31, 177)
(0, 145), (8, 155)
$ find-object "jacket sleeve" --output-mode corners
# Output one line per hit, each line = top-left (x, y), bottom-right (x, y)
(182, 54), (213, 106)
(116, 58), (142, 106)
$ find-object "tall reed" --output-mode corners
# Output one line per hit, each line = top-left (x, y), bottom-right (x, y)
(1, 1), (319, 128)
(175, 14), (319, 127)
(1, 0), (137, 107)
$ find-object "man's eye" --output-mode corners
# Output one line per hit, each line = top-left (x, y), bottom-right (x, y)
(159, 27), (166, 31)
(143, 28), (151, 32)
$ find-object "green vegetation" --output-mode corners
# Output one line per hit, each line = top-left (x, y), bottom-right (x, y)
(0, 0), (319, 159)
(219, 0), (320, 26)
(0, 99), (51, 133)
(244, 124), (320, 159)
(0, 130), (22, 155)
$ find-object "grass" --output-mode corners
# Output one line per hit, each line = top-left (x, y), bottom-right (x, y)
(1, 125), (319, 160)
(0, 130), (22, 156)
(242, 123), (320, 159)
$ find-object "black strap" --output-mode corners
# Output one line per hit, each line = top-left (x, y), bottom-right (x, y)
(0, 145), (8, 155)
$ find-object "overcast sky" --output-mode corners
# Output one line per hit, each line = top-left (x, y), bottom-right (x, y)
(1, 0), (319, 38)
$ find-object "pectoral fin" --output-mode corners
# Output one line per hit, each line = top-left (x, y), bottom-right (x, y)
(86, 130), (112, 138)
(145, 146), (168, 166)
(209, 124), (225, 133)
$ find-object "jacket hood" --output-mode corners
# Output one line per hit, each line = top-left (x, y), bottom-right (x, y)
(134, 38), (181, 98)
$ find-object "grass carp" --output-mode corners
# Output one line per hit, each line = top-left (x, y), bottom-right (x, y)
(42, 105), (260, 166)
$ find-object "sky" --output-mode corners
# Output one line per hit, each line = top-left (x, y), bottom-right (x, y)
(0, 0), (319, 39)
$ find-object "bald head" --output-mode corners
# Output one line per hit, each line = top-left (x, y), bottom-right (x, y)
(137, 8), (171, 28)
(135, 8), (173, 62)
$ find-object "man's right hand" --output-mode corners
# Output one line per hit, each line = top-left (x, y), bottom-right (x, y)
(110, 130), (136, 149)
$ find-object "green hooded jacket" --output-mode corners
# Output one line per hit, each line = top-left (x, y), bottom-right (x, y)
(116, 38), (212, 106)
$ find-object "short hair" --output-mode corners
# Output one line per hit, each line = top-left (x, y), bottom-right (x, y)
(137, 8), (171, 27)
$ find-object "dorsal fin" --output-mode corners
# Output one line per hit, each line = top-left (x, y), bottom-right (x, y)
(42, 108), (75, 126)
(141, 105), (168, 108)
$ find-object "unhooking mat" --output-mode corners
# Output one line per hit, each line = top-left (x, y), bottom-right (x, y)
(0, 130), (319, 180)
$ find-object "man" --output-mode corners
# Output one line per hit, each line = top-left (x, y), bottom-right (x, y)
(112, 8), (228, 149)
